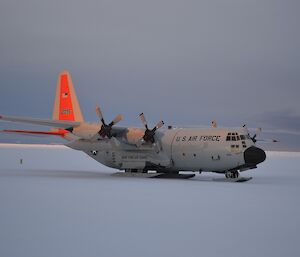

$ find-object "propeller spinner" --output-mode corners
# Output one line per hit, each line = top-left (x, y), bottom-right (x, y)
(96, 105), (123, 138)
(139, 113), (164, 144)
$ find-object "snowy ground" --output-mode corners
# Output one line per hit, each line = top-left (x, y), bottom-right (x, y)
(0, 144), (299, 257)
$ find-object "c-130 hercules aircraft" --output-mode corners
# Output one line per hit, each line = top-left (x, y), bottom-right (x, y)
(0, 71), (267, 182)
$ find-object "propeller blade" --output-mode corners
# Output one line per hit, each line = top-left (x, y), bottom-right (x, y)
(154, 120), (164, 130)
(96, 105), (105, 124)
(136, 138), (144, 148)
(139, 113), (148, 129)
(251, 134), (257, 143)
(256, 139), (279, 143)
(256, 127), (262, 137)
(110, 114), (124, 126)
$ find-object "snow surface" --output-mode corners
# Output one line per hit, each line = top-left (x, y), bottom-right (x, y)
(0, 144), (299, 257)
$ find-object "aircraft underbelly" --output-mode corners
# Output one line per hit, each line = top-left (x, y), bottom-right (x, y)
(84, 148), (170, 170)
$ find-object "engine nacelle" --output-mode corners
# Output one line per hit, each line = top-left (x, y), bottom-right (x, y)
(125, 128), (145, 145)
(72, 123), (101, 140)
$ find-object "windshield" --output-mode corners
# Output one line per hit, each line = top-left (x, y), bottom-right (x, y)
(226, 132), (250, 141)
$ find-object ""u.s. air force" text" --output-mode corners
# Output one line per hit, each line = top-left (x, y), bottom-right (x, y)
(176, 135), (221, 142)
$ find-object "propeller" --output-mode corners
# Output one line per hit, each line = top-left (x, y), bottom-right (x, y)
(139, 113), (164, 144)
(243, 125), (279, 143)
(96, 105), (123, 138)
(250, 127), (262, 143)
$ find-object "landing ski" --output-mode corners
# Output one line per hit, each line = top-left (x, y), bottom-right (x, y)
(212, 176), (252, 183)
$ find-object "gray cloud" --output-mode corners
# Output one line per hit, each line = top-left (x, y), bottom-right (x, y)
(0, 0), (299, 149)
(258, 110), (300, 132)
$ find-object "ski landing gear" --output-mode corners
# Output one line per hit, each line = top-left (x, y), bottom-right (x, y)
(225, 170), (240, 179)
(115, 171), (195, 179)
(218, 170), (252, 182)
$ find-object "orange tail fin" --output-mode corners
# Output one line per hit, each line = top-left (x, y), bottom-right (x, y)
(53, 70), (84, 122)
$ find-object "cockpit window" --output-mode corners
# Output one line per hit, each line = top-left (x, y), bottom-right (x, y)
(226, 132), (249, 141)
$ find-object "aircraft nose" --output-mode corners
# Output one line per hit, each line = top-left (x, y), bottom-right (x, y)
(244, 146), (266, 166)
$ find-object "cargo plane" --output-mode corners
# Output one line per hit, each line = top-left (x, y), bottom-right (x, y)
(0, 71), (267, 181)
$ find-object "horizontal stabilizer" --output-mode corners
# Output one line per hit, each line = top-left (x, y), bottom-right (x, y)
(0, 115), (81, 128)
(1, 129), (68, 137)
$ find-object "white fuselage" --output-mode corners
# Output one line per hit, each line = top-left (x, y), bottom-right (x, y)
(67, 125), (258, 173)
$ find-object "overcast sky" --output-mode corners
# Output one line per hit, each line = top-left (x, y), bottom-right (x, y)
(0, 0), (299, 137)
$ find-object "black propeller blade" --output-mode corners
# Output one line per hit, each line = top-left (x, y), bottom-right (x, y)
(139, 113), (164, 144)
(243, 124), (261, 143)
(251, 134), (257, 143)
(251, 128), (262, 143)
(96, 105), (123, 138)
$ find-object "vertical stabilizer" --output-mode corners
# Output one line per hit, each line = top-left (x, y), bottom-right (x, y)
(53, 70), (84, 122)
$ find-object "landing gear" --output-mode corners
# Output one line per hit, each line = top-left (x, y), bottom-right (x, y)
(225, 170), (240, 179)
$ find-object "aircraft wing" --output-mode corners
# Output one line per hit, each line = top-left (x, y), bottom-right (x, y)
(0, 115), (81, 128)
(0, 129), (68, 137)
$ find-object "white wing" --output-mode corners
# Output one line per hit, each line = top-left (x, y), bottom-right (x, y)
(0, 114), (81, 129)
